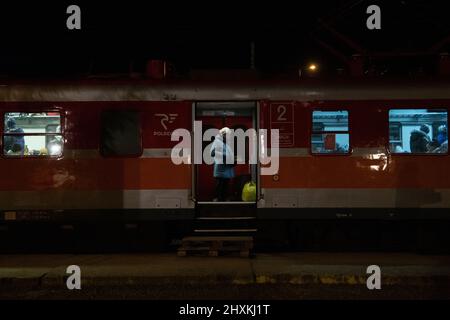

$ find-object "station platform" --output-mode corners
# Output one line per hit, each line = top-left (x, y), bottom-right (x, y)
(1, 253), (450, 299)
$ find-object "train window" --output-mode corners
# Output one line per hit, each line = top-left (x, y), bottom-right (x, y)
(3, 112), (63, 157)
(311, 110), (350, 154)
(389, 109), (448, 154)
(100, 111), (141, 157)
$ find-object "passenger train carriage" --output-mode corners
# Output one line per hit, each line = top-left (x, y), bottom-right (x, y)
(0, 80), (449, 233)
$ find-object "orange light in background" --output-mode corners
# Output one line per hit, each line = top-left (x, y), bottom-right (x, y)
(307, 63), (318, 72)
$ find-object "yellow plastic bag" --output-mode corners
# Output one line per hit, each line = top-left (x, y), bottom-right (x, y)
(242, 182), (257, 202)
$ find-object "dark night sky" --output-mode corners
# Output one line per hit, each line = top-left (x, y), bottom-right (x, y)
(0, 1), (449, 77)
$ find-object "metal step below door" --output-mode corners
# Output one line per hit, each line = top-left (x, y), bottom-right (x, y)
(193, 216), (257, 237)
(196, 202), (257, 218)
(178, 203), (258, 252)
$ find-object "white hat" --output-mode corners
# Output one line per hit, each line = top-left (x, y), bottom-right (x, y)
(219, 127), (231, 135)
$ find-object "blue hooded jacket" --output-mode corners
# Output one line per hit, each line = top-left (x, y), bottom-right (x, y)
(4, 118), (25, 154)
(211, 135), (235, 179)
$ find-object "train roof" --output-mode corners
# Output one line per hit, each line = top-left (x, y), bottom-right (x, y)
(2, 78), (450, 102)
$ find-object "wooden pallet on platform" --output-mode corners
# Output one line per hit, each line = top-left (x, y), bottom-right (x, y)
(177, 236), (254, 257)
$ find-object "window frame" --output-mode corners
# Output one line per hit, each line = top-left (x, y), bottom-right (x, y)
(1, 110), (64, 159)
(99, 110), (143, 158)
(389, 121), (402, 143)
(387, 107), (449, 156)
(310, 109), (352, 156)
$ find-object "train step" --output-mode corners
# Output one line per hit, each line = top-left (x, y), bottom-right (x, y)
(196, 216), (256, 220)
(177, 236), (254, 257)
(196, 202), (256, 218)
(191, 229), (257, 238)
(193, 215), (257, 236)
(194, 216), (257, 230)
(193, 228), (257, 233)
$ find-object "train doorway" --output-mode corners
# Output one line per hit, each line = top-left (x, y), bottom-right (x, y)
(193, 102), (258, 205)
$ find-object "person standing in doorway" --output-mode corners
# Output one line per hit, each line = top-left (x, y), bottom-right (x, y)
(211, 127), (235, 201)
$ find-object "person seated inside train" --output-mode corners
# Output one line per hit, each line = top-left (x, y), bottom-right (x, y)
(6, 143), (25, 156)
(335, 143), (349, 153)
(47, 135), (63, 156)
(429, 139), (440, 150)
(437, 124), (447, 145)
(433, 140), (448, 153)
(211, 127), (235, 202)
(432, 125), (448, 153)
(3, 118), (25, 155)
(409, 124), (431, 153)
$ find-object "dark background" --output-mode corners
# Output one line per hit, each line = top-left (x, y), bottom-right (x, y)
(0, 1), (449, 77)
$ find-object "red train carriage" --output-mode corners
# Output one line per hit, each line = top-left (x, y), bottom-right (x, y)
(0, 80), (449, 230)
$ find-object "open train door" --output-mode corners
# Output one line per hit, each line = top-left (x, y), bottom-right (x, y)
(193, 102), (258, 205)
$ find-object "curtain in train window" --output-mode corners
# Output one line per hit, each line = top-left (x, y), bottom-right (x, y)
(100, 111), (142, 156)
(3, 112), (63, 157)
(389, 109), (448, 154)
(311, 110), (350, 154)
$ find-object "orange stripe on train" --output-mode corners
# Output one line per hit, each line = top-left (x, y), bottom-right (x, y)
(261, 156), (450, 188)
(0, 158), (191, 191)
(1, 156), (450, 191)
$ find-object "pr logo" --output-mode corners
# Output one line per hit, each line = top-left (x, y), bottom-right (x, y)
(155, 113), (178, 130)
